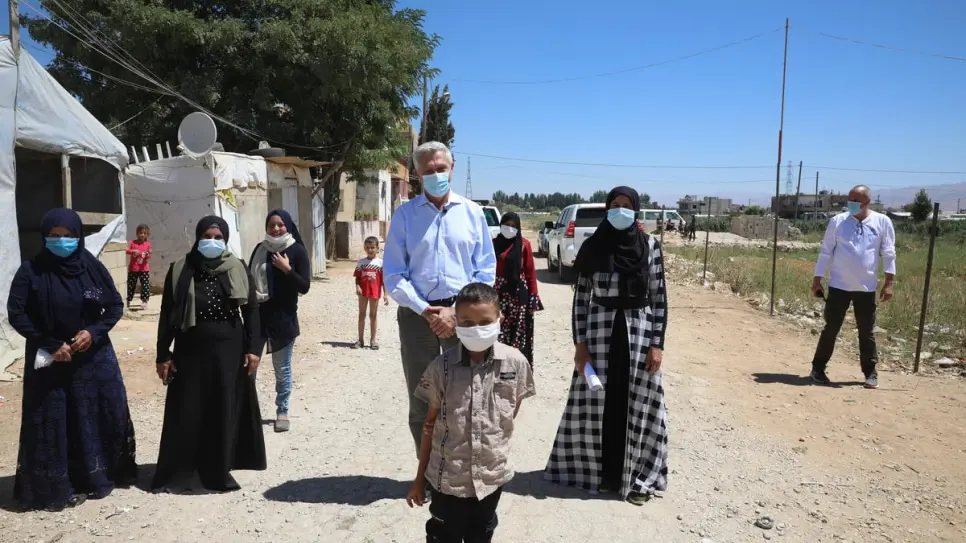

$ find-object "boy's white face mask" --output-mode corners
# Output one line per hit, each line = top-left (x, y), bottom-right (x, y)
(456, 322), (501, 353)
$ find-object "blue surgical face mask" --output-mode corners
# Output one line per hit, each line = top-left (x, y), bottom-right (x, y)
(847, 201), (863, 216)
(422, 172), (450, 198)
(45, 237), (79, 258)
(607, 207), (637, 230)
(197, 239), (226, 259)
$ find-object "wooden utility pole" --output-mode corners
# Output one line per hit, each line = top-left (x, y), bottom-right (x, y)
(8, 0), (19, 59)
(814, 171), (819, 216)
(769, 18), (790, 317)
(793, 160), (803, 220)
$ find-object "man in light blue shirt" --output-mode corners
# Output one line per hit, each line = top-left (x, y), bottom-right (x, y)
(384, 141), (497, 453)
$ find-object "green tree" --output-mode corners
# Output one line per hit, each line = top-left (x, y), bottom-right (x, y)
(24, 0), (437, 256)
(744, 205), (767, 216)
(904, 189), (933, 222)
(420, 84), (455, 147)
(589, 190), (608, 203)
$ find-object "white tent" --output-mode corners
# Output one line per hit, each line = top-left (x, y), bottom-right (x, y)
(0, 38), (129, 377)
(124, 152), (320, 289)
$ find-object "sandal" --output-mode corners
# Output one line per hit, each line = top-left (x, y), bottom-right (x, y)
(370, 341), (380, 350)
(627, 492), (651, 506)
(352, 340), (364, 349)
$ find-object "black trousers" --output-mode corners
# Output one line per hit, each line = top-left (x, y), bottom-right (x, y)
(426, 486), (503, 543)
(811, 287), (878, 378)
(126, 271), (150, 303)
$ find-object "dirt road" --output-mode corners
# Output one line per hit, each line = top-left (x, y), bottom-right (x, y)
(1, 249), (964, 542)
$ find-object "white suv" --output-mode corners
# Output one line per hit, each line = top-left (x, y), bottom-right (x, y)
(546, 203), (607, 282)
(481, 205), (501, 239)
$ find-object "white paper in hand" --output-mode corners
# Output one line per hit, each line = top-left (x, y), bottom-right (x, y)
(583, 361), (603, 391)
(35, 349), (54, 370)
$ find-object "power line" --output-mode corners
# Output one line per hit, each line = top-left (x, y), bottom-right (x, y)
(804, 165), (966, 175)
(451, 27), (783, 85)
(22, 0), (353, 152)
(107, 95), (166, 130)
(812, 30), (966, 63)
(455, 152), (966, 175)
(21, 40), (169, 95)
(454, 151), (772, 169)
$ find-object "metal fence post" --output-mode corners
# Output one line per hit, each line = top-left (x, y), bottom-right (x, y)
(913, 202), (941, 373)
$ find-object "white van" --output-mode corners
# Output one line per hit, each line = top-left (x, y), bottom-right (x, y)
(546, 203), (607, 281)
(639, 209), (685, 233)
(481, 205), (502, 238)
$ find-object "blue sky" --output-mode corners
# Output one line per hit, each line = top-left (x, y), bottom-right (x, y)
(6, 1), (966, 206)
(397, 0), (966, 206)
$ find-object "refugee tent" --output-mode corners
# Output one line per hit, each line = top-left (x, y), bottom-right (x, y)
(0, 37), (129, 377)
(124, 152), (318, 289)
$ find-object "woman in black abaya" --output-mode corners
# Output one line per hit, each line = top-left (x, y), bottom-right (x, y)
(153, 215), (266, 492)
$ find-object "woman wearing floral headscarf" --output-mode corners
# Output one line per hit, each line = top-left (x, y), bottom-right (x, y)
(7, 208), (136, 511)
(153, 215), (266, 493)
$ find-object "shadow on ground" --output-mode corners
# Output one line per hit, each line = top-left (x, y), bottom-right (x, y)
(263, 471), (597, 506)
(751, 372), (865, 388)
(319, 341), (359, 349)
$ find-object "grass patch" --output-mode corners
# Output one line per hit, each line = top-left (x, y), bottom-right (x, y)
(668, 234), (966, 355)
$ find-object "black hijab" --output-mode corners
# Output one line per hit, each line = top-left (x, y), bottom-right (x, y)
(33, 208), (114, 336)
(493, 212), (522, 279)
(573, 186), (649, 296)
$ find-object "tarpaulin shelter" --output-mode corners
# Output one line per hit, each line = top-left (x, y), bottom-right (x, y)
(0, 37), (129, 378)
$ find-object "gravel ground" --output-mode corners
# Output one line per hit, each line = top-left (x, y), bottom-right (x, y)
(1, 247), (964, 542)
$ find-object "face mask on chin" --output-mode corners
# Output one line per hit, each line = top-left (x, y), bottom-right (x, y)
(455, 322), (500, 353)
(264, 232), (293, 250)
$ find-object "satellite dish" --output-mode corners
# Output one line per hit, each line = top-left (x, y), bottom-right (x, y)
(178, 112), (218, 158)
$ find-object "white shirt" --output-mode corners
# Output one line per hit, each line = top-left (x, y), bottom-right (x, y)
(814, 211), (896, 292)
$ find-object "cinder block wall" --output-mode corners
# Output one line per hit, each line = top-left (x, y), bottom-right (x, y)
(98, 242), (129, 296)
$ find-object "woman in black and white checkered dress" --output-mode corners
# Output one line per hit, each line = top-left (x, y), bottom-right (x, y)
(544, 186), (669, 506)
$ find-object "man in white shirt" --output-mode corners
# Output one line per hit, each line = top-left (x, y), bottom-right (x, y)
(811, 185), (896, 389)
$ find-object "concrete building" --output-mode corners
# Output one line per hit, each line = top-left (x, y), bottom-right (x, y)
(771, 193), (884, 219)
(677, 195), (733, 216)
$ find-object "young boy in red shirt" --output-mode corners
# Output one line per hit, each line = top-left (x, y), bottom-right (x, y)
(126, 224), (152, 308)
(353, 236), (389, 349)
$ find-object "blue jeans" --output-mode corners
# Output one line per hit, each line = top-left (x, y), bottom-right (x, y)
(272, 342), (295, 416)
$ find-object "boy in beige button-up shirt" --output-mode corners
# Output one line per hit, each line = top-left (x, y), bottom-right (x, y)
(406, 283), (535, 542)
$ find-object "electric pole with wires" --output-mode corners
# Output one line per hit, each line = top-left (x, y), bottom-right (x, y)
(465, 156), (472, 199)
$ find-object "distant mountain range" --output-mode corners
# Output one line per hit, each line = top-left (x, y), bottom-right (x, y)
(875, 183), (966, 212)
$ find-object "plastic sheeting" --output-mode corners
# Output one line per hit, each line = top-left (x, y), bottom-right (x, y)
(124, 152), (270, 287)
(0, 39), (129, 377)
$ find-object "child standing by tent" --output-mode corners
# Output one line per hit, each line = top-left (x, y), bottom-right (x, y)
(126, 224), (152, 308)
(353, 236), (389, 349)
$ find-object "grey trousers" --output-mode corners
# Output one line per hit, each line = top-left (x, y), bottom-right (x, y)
(398, 306), (460, 455)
